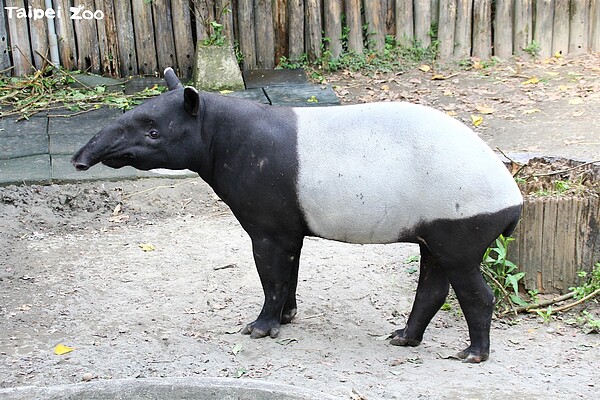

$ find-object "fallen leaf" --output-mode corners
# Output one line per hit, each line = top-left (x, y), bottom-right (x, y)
(381, 84), (390, 91)
(572, 110), (586, 117)
(446, 111), (458, 117)
(232, 343), (244, 355)
(54, 344), (74, 355)
(408, 78), (422, 85)
(522, 77), (540, 85)
(471, 115), (484, 127)
(569, 97), (583, 105)
(139, 243), (156, 252)
(431, 74), (445, 80)
(554, 51), (563, 58)
(522, 109), (541, 115)
(112, 203), (122, 216)
(419, 64), (431, 72)
(558, 84), (569, 91)
(476, 105), (495, 114)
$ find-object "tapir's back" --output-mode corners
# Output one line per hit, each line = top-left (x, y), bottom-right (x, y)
(293, 102), (522, 244)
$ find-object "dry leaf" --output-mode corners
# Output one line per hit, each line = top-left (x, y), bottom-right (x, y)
(476, 105), (495, 114)
(446, 111), (458, 117)
(569, 98), (584, 105)
(419, 64), (431, 72)
(558, 84), (569, 91)
(572, 110), (586, 117)
(54, 344), (74, 355)
(522, 77), (540, 85)
(522, 109), (541, 115)
(471, 115), (484, 127)
(139, 243), (156, 252)
(381, 84), (390, 91)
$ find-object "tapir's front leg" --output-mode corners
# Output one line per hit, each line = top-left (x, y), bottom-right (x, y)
(241, 235), (303, 338)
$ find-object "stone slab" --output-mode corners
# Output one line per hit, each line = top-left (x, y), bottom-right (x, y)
(0, 133), (47, 159)
(265, 84), (341, 107)
(0, 155), (51, 185)
(193, 45), (245, 92)
(0, 116), (48, 137)
(243, 68), (308, 89)
(68, 73), (125, 93)
(124, 77), (167, 95)
(224, 88), (270, 104)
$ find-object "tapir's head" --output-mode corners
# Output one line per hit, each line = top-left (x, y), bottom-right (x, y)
(71, 68), (202, 172)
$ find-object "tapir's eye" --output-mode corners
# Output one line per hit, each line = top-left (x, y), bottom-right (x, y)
(148, 130), (160, 139)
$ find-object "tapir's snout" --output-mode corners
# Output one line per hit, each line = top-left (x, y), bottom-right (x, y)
(71, 139), (101, 171)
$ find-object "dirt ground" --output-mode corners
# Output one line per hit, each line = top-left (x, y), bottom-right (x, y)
(1, 55), (599, 399)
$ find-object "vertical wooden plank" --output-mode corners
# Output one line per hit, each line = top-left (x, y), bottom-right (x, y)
(522, 199), (546, 292)
(569, 0), (590, 54)
(194, 0), (215, 43)
(29, 0), (48, 70)
(555, 198), (577, 292)
(73, 0), (101, 72)
(494, 0), (513, 59)
(152, 0), (177, 72)
(453, 0), (472, 58)
(591, 0), (600, 51)
(95, 0), (120, 76)
(114, 0), (138, 77)
(552, 0), (570, 55)
(472, 0), (492, 59)
(385, 0), (396, 36)
(131, 0), (158, 75)
(171, 0), (195, 78)
(5, 0), (33, 75)
(431, 0), (440, 29)
(237, 0), (256, 69)
(324, 0), (343, 60)
(533, 0), (555, 59)
(288, 0), (305, 61)
(255, 0), (275, 68)
(513, 0), (533, 57)
(575, 197), (592, 283)
(345, 0), (363, 53)
(396, 0), (414, 47)
(305, 0), (323, 60)
(54, 0), (77, 71)
(541, 198), (558, 293)
(414, 0), (432, 47)
(216, 0), (234, 41)
(589, 197), (600, 278)
(0, 0), (12, 73)
(274, 0), (288, 64)
(364, 0), (385, 52)
(437, 0), (457, 60)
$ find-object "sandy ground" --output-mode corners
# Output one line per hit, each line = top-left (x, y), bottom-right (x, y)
(1, 55), (599, 399)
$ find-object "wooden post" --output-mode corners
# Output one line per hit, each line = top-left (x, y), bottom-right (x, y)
(305, 0), (323, 61)
(364, 1), (385, 52)
(131, 0), (158, 75)
(414, 0), (431, 48)
(552, 0), (570, 55)
(385, 0), (396, 36)
(237, 0), (256, 69)
(216, 0), (234, 42)
(591, 0), (600, 52)
(533, 0), (555, 59)
(5, 0), (34, 75)
(255, 0), (275, 68)
(274, 0), (288, 64)
(94, 0), (120, 76)
(72, 0), (100, 73)
(194, 0), (215, 43)
(113, 1), (138, 77)
(345, 0), (363, 53)
(437, 0), (457, 60)
(513, 0), (533, 57)
(152, 0), (177, 73)
(472, 0), (491, 59)
(0, 0), (11, 73)
(540, 198), (559, 292)
(569, 0), (590, 55)
(288, 0), (305, 61)
(493, 0), (513, 59)
(453, 0), (472, 58)
(171, 0), (195, 78)
(29, 0), (48, 71)
(396, 0), (414, 47)
(324, 0), (343, 60)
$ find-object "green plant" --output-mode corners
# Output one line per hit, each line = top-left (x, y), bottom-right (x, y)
(523, 40), (541, 57)
(566, 311), (600, 334)
(570, 263), (600, 300)
(202, 21), (228, 46)
(535, 306), (554, 322)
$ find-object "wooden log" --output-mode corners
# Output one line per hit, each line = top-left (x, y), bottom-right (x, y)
(453, 0), (472, 58)
(255, 0), (275, 68)
(591, 0), (600, 52)
(513, 0), (533, 57)
(345, 0), (363, 53)
(94, 0), (120, 77)
(113, 0), (137, 77)
(131, 0), (158, 75)
(472, 0), (492, 59)
(493, 0), (513, 59)
(171, 0), (195, 78)
(237, 0), (256, 69)
(569, 0), (590, 55)
(414, 0), (431, 48)
(5, 0), (33, 75)
(0, 0), (11, 73)
(152, 0), (177, 73)
(364, 0), (385, 52)
(437, 0), (457, 60)
(72, 0), (100, 73)
(288, 0), (305, 61)
(305, 0), (323, 61)
(540, 198), (558, 293)
(29, 0), (48, 70)
(533, 0), (555, 59)
(395, 0), (414, 47)
(552, 0), (570, 55)
(274, 0), (288, 64)
(324, 0), (343, 60)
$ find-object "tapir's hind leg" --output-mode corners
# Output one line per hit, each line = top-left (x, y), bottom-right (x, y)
(390, 243), (449, 346)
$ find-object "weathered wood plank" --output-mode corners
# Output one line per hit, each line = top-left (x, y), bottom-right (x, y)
(345, 0), (363, 53)
(437, 0), (456, 60)
(522, 199), (546, 292)
(72, 0), (100, 72)
(171, 0), (195, 77)
(152, 0), (177, 73)
(569, 0), (590, 54)
(95, 0), (120, 76)
(453, 0), (472, 58)
(513, 0), (533, 57)
(194, 0), (215, 43)
(395, 0), (414, 47)
(288, 0), (305, 61)
(216, 0), (234, 42)
(274, 0), (288, 64)
(591, 0), (600, 52)
(131, 0), (158, 75)
(552, 0), (570, 55)
(305, 0), (323, 61)
(414, 0), (432, 48)
(29, 0), (48, 70)
(385, 0), (396, 36)
(589, 197), (600, 276)
(237, 0), (256, 69)
(556, 198), (578, 292)
(540, 198), (558, 293)
(494, 0), (513, 59)
(5, 0), (33, 75)
(574, 198), (593, 282)
(364, 0), (385, 52)
(472, 0), (491, 59)
(255, 0), (275, 68)
(324, 0), (343, 60)
(113, 0), (137, 76)
(533, 0), (555, 59)
(0, 0), (11, 73)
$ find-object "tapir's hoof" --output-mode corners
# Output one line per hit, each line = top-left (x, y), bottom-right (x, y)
(241, 320), (280, 339)
(456, 346), (489, 363)
(388, 329), (421, 347)
(281, 308), (297, 325)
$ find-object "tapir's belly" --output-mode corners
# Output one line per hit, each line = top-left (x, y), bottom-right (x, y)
(293, 102), (522, 244)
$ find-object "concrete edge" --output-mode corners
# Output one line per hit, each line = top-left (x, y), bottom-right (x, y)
(0, 377), (344, 400)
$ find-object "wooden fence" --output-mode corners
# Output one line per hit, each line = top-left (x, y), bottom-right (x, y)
(1, 0), (600, 78)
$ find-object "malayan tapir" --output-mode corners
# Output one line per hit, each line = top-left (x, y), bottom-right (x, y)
(72, 68), (523, 363)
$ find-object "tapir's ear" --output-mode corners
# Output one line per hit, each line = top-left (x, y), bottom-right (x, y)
(184, 86), (200, 116)
(164, 67), (183, 91)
